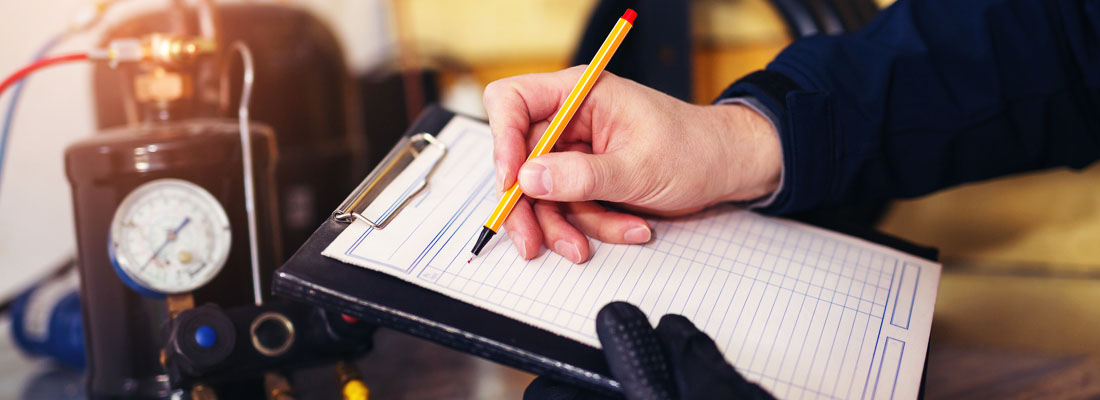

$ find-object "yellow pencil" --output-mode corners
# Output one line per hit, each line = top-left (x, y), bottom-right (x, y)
(470, 8), (637, 259)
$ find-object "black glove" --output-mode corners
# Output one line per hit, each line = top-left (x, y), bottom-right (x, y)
(524, 302), (774, 400)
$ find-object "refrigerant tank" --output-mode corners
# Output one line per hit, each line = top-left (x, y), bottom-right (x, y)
(65, 120), (280, 398)
(92, 4), (365, 260)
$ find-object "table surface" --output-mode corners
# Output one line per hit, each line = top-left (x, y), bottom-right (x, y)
(2, 320), (1098, 399)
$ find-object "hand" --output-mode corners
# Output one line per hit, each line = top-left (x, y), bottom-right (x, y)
(523, 302), (774, 400)
(485, 66), (780, 263)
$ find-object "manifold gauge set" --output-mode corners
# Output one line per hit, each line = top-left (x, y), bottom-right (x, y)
(2, 1), (377, 398)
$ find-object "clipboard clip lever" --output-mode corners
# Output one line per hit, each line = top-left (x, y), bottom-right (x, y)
(333, 133), (446, 228)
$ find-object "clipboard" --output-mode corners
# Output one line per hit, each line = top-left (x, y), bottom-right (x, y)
(272, 105), (938, 396)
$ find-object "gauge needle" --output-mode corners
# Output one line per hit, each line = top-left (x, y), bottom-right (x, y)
(141, 217), (191, 270)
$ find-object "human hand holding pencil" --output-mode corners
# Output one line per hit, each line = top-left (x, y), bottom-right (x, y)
(476, 10), (783, 264)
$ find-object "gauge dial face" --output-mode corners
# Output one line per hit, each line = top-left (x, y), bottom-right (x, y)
(109, 179), (232, 295)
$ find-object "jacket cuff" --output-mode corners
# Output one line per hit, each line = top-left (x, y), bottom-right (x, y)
(715, 70), (835, 215)
(714, 96), (785, 209)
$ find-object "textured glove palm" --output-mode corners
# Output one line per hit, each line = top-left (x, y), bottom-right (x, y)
(524, 302), (775, 400)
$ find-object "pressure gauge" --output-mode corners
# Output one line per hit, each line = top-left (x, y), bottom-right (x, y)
(108, 179), (232, 296)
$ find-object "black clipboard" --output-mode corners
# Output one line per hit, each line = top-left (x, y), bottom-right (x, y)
(272, 105), (938, 396)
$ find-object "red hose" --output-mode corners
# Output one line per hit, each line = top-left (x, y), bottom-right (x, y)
(0, 53), (89, 98)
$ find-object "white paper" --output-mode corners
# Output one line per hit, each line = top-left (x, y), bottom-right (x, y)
(323, 116), (941, 400)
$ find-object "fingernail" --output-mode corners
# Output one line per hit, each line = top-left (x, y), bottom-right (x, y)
(519, 162), (551, 196)
(515, 238), (528, 259)
(554, 240), (582, 263)
(623, 226), (651, 243)
(496, 161), (507, 192)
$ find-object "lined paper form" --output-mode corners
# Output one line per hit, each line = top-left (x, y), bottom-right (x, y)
(323, 116), (941, 400)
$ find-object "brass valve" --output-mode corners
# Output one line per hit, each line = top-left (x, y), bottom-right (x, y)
(91, 34), (217, 67)
(147, 34), (217, 65)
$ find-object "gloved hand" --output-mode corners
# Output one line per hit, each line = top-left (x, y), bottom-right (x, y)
(524, 302), (774, 400)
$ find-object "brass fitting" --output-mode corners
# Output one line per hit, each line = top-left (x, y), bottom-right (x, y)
(91, 34), (217, 67)
(334, 361), (370, 400)
(263, 372), (296, 400)
(147, 34), (217, 65)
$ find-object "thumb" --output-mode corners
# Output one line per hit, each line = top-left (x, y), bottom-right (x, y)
(596, 302), (677, 400)
(517, 151), (633, 202)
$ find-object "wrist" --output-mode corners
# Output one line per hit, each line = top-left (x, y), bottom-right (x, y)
(704, 103), (782, 203)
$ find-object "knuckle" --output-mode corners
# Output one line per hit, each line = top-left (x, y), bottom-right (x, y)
(532, 199), (553, 214)
(483, 79), (507, 98)
(598, 220), (619, 242)
(576, 157), (602, 199)
(508, 214), (536, 236)
(580, 156), (616, 200)
(503, 216), (523, 236)
(493, 146), (508, 163)
(484, 79), (521, 110)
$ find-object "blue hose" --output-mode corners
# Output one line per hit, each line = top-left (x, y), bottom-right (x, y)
(0, 33), (68, 197)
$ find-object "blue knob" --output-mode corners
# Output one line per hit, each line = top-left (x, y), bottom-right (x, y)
(194, 325), (217, 348)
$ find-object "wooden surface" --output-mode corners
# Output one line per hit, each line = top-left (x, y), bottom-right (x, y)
(925, 345), (1100, 399)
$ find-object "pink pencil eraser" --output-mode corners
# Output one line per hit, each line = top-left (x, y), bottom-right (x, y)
(622, 9), (637, 24)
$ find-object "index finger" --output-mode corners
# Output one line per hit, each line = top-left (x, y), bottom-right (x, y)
(483, 66), (586, 190)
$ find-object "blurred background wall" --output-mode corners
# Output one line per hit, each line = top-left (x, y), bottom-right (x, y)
(0, 0), (102, 300)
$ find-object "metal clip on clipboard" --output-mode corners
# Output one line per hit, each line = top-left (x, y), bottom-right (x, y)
(333, 133), (446, 228)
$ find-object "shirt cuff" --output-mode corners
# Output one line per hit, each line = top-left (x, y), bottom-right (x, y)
(715, 96), (785, 209)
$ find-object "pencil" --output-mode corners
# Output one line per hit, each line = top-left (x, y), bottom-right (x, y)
(469, 8), (637, 260)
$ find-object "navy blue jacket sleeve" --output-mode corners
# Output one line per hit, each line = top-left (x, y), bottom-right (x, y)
(718, 0), (1100, 215)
